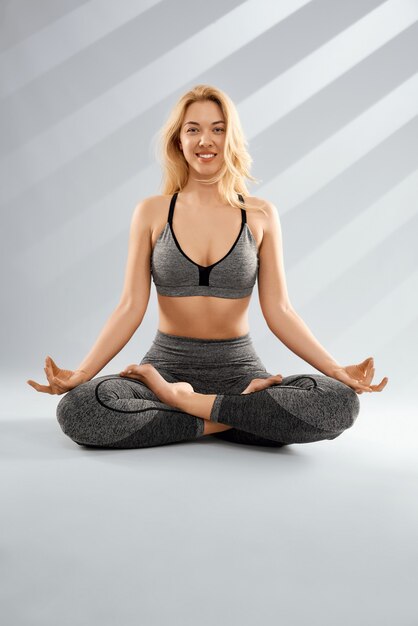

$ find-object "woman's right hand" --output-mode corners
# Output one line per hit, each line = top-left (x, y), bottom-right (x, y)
(26, 356), (89, 395)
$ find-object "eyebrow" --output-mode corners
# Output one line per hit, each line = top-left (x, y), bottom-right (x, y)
(183, 120), (225, 126)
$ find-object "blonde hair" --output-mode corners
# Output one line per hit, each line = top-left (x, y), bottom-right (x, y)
(154, 84), (262, 212)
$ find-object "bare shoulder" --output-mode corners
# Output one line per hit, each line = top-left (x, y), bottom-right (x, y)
(132, 194), (170, 226)
(133, 194), (170, 214)
(132, 195), (172, 245)
(245, 195), (279, 232)
(246, 195), (276, 213)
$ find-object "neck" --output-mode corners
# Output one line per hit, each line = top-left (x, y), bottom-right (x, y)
(180, 180), (223, 206)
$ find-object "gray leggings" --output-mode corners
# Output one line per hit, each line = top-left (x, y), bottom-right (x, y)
(56, 330), (360, 449)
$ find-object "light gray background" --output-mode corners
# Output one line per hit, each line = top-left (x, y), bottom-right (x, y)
(1, 2), (417, 626)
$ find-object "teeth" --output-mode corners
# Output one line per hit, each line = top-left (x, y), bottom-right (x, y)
(197, 154), (215, 158)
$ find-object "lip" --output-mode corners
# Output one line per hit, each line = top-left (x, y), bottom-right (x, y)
(195, 153), (217, 160)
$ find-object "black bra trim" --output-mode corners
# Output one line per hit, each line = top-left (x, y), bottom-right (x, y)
(167, 192), (247, 270)
(168, 192), (246, 225)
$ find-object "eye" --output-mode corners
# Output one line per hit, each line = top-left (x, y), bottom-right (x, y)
(214, 127), (225, 133)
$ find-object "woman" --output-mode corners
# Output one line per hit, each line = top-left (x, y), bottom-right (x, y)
(27, 84), (388, 449)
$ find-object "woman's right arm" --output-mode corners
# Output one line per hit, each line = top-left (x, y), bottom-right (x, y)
(74, 199), (153, 380)
(28, 199), (154, 393)
(74, 303), (147, 381)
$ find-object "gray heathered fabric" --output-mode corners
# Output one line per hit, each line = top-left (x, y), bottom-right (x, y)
(56, 331), (360, 449)
(150, 198), (259, 299)
(209, 373), (361, 444)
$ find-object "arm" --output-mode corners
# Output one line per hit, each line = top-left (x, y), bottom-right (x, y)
(264, 308), (341, 377)
(75, 304), (146, 380)
(75, 199), (153, 380)
(257, 200), (341, 377)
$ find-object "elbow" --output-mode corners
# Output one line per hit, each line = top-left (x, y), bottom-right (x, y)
(118, 300), (148, 326)
(265, 304), (295, 334)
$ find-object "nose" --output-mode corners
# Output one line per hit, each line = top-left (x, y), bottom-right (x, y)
(199, 134), (213, 147)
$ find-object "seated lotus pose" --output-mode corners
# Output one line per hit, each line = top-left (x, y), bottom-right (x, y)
(27, 84), (388, 449)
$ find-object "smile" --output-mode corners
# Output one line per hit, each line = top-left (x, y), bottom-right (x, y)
(196, 153), (217, 160)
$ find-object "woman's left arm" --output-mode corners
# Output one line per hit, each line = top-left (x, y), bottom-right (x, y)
(266, 307), (341, 378)
(256, 200), (388, 392)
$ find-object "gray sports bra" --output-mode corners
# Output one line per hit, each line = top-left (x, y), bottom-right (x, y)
(150, 192), (259, 299)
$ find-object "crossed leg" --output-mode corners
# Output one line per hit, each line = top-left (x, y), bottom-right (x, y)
(56, 374), (206, 448)
(56, 366), (360, 449)
(127, 364), (361, 445)
(55, 370), (281, 449)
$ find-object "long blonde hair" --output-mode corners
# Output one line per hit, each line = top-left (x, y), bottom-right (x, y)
(154, 84), (262, 212)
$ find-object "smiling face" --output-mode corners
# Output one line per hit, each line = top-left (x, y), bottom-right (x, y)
(178, 100), (226, 175)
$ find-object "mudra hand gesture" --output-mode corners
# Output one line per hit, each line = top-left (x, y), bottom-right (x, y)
(27, 356), (88, 395)
(331, 357), (388, 394)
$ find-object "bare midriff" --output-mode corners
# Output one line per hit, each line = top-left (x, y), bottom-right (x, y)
(157, 293), (251, 339)
(150, 194), (264, 340)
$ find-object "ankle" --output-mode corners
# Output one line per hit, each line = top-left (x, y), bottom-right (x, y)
(173, 386), (194, 410)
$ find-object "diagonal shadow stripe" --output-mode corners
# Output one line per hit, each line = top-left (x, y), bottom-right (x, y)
(0, 0), (406, 260)
(238, 0), (418, 141)
(3, 153), (417, 366)
(0, 0), (245, 157)
(0, 0), (88, 53)
(259, 73), (418, 217)
(0, 0), (385, 175)
(365, 315), (418, 397)
(330, 262), (418, 365)
(250, 21), (418, 193)
(282, 116), (418, 267)
(0, 0), (314, 198)
(299, 208), (418, 343)
(0, 0), (164, 98)
(289, 169), (418, 309)
(15, 76), (418, 291)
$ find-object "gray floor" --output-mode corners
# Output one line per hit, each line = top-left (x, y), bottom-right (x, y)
(2, 383), (417, 626)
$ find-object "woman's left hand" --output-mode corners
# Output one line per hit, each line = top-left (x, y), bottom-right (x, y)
(330, 357), (388, 394)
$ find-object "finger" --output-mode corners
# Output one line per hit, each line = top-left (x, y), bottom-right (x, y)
(364, 367), (375, 386)
(27, 379), (53, 394)
(359, 357), (374, 376)
(45, 356), (55, 374)
(43, 365), (64, 391)
(44, 365), (55, 385)
(46, 355), (59, 372)
(361, 356), (374, 367)
(370, 377), (389, 392)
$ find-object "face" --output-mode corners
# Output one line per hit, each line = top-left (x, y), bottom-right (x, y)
(178, 100), (226, 174)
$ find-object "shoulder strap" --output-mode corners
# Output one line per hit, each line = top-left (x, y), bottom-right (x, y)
(238, 193), (246, 224)
(168, 192), (178, 225)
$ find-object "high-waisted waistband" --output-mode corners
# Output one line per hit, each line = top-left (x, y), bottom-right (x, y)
(141, 329), (262, 367)
(154, 329), (253, 346)
(139, 330), (271, 394)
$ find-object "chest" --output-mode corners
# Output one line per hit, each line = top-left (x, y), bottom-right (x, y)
(151, 207), (262, 268)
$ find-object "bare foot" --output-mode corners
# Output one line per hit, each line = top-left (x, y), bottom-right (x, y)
(119, 363), (193, 408)
(241, 373), (283, 394)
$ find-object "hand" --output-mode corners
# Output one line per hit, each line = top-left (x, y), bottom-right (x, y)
(330, 357), (388, 394)
(26, 356), (89, 395)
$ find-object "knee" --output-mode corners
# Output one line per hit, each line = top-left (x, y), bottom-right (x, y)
(56, 379), (98, 443)
(342, 385), (360, 428)
(56, 375), (118, 444)
(319, 375), (360, 431)
(56, 375), (148, 447)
